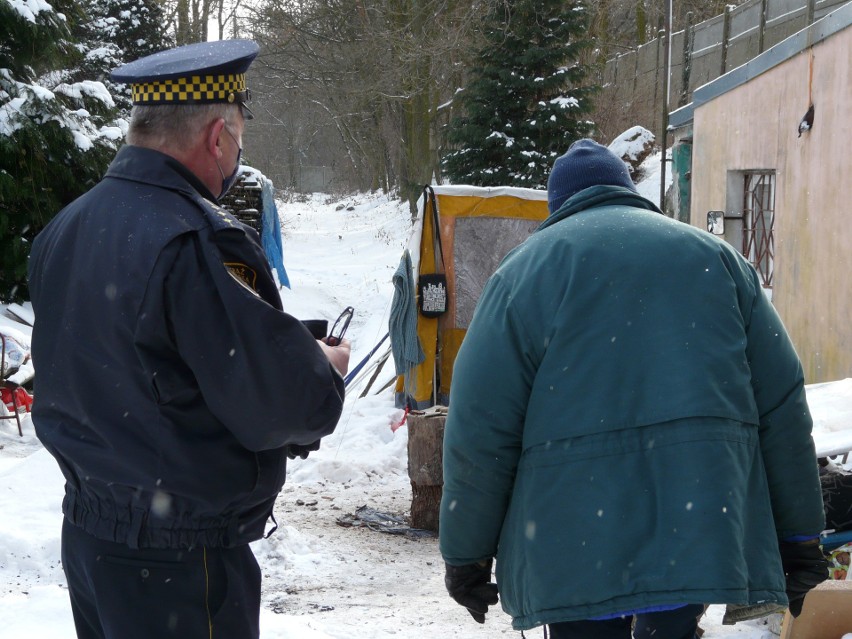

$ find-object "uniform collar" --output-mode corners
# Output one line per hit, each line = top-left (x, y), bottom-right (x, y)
(106, 145), (218, 201)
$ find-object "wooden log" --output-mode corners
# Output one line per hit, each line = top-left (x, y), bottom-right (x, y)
(407, 411), (446, 532)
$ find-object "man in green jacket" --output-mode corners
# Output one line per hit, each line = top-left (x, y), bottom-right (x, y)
(439, 139), (828, 638)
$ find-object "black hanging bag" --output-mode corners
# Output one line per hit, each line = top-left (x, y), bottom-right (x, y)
(418, 187), (448, 318)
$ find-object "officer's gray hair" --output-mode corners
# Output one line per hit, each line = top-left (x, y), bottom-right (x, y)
(126, 103), (241, 151)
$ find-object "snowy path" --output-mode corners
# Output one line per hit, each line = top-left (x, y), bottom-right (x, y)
(258, 479), (519, 637)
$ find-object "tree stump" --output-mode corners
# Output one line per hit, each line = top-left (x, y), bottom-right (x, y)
(407, 410), (446, 532)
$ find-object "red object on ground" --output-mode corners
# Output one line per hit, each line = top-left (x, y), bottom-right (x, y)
(1, 386), (33, 413)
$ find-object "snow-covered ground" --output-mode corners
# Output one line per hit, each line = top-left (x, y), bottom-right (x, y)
(2, 147), (850, 638)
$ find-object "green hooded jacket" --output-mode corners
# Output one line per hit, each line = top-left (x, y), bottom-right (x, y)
(439, 185), (824, 630)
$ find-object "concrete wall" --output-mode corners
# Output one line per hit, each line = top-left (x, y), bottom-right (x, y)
(688, 29), (852, 382)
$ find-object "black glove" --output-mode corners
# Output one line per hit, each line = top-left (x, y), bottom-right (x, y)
(286, 440), (321, 460)
(444, 560), (499, 623)
(779, 539), (829, 617)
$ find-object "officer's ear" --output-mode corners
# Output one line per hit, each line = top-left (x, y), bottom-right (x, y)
(205, 118), (227, 160)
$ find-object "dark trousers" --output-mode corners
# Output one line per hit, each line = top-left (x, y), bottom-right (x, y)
(61, 518), (261, 639)
(547, 604), (705, 639)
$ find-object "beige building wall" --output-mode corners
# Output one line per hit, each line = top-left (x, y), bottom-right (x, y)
(689, 29), (852, 383)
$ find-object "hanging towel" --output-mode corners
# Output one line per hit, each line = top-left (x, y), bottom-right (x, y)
(389, 249), (425, 375)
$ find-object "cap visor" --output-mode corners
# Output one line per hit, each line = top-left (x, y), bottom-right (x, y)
(240, 103), (254, 120)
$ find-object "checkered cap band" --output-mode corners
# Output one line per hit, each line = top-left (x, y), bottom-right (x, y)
(131, 73), (248, 105)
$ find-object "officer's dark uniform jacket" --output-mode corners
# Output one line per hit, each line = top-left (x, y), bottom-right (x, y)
(28, 145), (345, 550)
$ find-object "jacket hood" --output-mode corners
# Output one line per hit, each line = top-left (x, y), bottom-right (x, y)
(538, 184), (662, 233)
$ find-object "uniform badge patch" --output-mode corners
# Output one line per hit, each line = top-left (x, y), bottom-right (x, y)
(224, 262), (258, 291)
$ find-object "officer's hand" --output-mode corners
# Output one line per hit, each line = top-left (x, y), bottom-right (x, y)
(317, 338), (351, 376)
(444, 560), (499, 623)
(286, 440), (321, 460)
(779, 539), (829, 617)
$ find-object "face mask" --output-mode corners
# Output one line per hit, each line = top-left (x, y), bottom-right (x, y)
(216, 126), (242, 200)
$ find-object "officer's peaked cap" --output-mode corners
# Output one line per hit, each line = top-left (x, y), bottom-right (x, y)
(111, 40), (259, 119)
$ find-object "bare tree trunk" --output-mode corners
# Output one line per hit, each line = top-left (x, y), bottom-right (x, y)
(216, 0), (242, 40)
(636, 0), (647, 44)
(590, 0), (611, 62)
(176, 0), (190, 45)
(173, 0), (212, 44)
(246, 0), (485, 196)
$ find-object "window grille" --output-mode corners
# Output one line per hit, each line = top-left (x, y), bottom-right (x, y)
(742, 171), (775, 288)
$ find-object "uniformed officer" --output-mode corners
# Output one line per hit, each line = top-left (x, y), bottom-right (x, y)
(28, 40), (350, 639)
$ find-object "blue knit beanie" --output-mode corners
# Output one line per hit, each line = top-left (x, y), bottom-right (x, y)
(546, 139), (637, 214)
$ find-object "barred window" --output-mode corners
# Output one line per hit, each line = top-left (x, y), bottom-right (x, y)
(742, 171), (775, 289)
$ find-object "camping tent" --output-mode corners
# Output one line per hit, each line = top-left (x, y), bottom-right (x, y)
(395, 184), (550, 409)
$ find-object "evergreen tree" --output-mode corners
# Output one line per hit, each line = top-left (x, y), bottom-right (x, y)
(442, 0), (597, 188)
(0, 0), (121, 300)
(72, 0), (173, 114)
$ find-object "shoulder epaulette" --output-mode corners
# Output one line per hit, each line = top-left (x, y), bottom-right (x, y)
(192, 195), (246, 234)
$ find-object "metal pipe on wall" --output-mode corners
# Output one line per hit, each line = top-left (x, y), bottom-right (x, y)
(659, 0), (672, 214)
